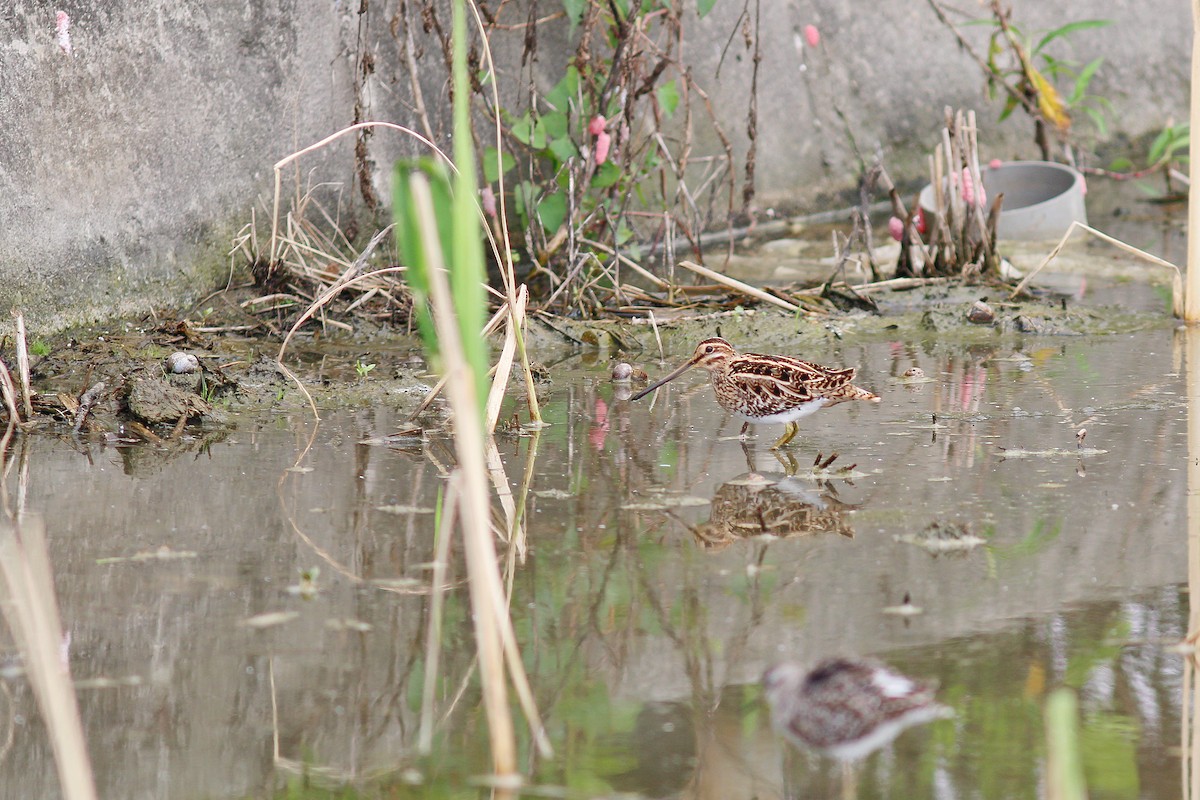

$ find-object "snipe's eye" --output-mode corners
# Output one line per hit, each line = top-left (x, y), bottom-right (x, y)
(704, 345), (714, 354)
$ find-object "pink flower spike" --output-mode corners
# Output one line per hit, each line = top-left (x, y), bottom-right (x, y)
(915, 207), (928, 235)
(960, 167), (975, 206)
(803, 24), (820, 47)
(55, 10), (71, 55)
(988, 158), (1002, 170)
(480, 185), (497, 218)
(588, 115), (606, 137)
(887, 216), (904, 241)
(595, 130), (612, 165)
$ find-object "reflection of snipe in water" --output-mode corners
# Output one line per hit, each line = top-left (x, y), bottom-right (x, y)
(632, 337), (880, 449)
(762, 657), (950, 761)
(690, 472), (859, 551)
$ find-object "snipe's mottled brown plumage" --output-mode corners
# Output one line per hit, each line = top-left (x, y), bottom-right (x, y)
(762, 657), (950, 762)
(631, 337), (880, 449)
(692, 474), (858, 550)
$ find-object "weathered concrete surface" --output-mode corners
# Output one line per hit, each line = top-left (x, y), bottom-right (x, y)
(0, 2), (370, 332)
(0, 1), (1190, 331)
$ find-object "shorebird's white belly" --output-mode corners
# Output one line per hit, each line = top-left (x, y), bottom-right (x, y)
(733, 398), (830, 425)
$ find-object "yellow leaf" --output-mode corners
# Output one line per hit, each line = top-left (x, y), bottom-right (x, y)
(1029, 67), (1071, 131)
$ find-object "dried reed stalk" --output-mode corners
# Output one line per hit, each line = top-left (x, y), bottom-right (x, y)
(677, 260), (804, 313)
(0, 515), (97, 800)
(1008, 221), (1182, 315)
(413, 172), (553, 772)
(469, 0), (543, 426)
(1187, 0), (1200, 320)
(418, 477), (458, 755)
(12, 312), (31, 420)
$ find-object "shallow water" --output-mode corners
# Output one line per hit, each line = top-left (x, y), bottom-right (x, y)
(0, 310), (1193, 799)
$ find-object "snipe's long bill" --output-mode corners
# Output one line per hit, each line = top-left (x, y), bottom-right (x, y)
(631, 337), (880, 449)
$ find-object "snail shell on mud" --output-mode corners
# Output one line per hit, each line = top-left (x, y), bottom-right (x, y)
(902, 367), (925, 379)
(166, 352), (200, 374)
(966, 300), (995, 325)
(611, 362), (648, 384)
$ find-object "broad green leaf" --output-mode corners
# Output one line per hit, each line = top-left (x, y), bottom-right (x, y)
(592, 162), (621, 188)
(392, 160), (455, 356)
(545, 66), (580, 111)
(697, 0), (718, 18)
(1068, 57), (1104, 104)
(1083, 106), (1108, 137)
(562, 0), (587, 30)
(548, 135), (578, 164)
(1164, 132), (1190, 160)
(482, 147), (515, 182)
(542, 110), (569, 140)
(512, 180), (535, 224)
(998, 93), (1019, 122)
(536, 192), (568, 234)
(657, 78), (680, 117)
(530, 117), (549, 149)
(511, 113), (533, 145)
(1148, 127), (1173, 164)
(1033, 19), (1111, 56)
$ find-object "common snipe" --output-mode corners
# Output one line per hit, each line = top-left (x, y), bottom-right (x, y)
(762, 657), (950, 762)
(631, 337), (880, 449)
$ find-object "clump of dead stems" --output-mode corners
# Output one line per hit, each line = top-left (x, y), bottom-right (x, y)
(883, 109), (1003, 281)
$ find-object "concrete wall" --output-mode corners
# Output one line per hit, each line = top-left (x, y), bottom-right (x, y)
(0, 0), (1190, 331)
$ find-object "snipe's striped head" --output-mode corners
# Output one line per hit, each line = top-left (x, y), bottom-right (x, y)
(630, 337), (735, 401)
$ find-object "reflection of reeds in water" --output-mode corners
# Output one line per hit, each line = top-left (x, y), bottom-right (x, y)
(0, 514), (96, 800)
(690, 474), (858, 551)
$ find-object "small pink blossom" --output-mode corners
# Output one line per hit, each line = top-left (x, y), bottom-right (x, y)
(594, 130), (611, 165)
(988, 158), (1003, 170)
(480, 185), (496, 218)
(887, 216), (904, 241)
(588, 115), (606, 137)
(915, 207), (928, 235)
(55, 10), (71, 55)
(803, 24), (820, 47)
(961, 168), (975, 206)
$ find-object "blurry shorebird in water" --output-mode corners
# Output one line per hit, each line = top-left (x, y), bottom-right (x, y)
(762, 657), (951, 796)
(631, 337), (880, 449)
(762, 657), (950, 762)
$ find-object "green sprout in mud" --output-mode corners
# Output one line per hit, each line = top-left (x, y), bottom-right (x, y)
(288, 567), (321, 599)
(199, 377), (217, 404)
(30, 339), (50, 357)
(354, 360), (376, 379)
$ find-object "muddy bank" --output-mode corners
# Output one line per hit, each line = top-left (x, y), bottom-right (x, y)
(0, 266), (1172, 446)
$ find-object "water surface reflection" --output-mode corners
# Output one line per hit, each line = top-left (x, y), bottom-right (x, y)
(0, 327), (1190, 799)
